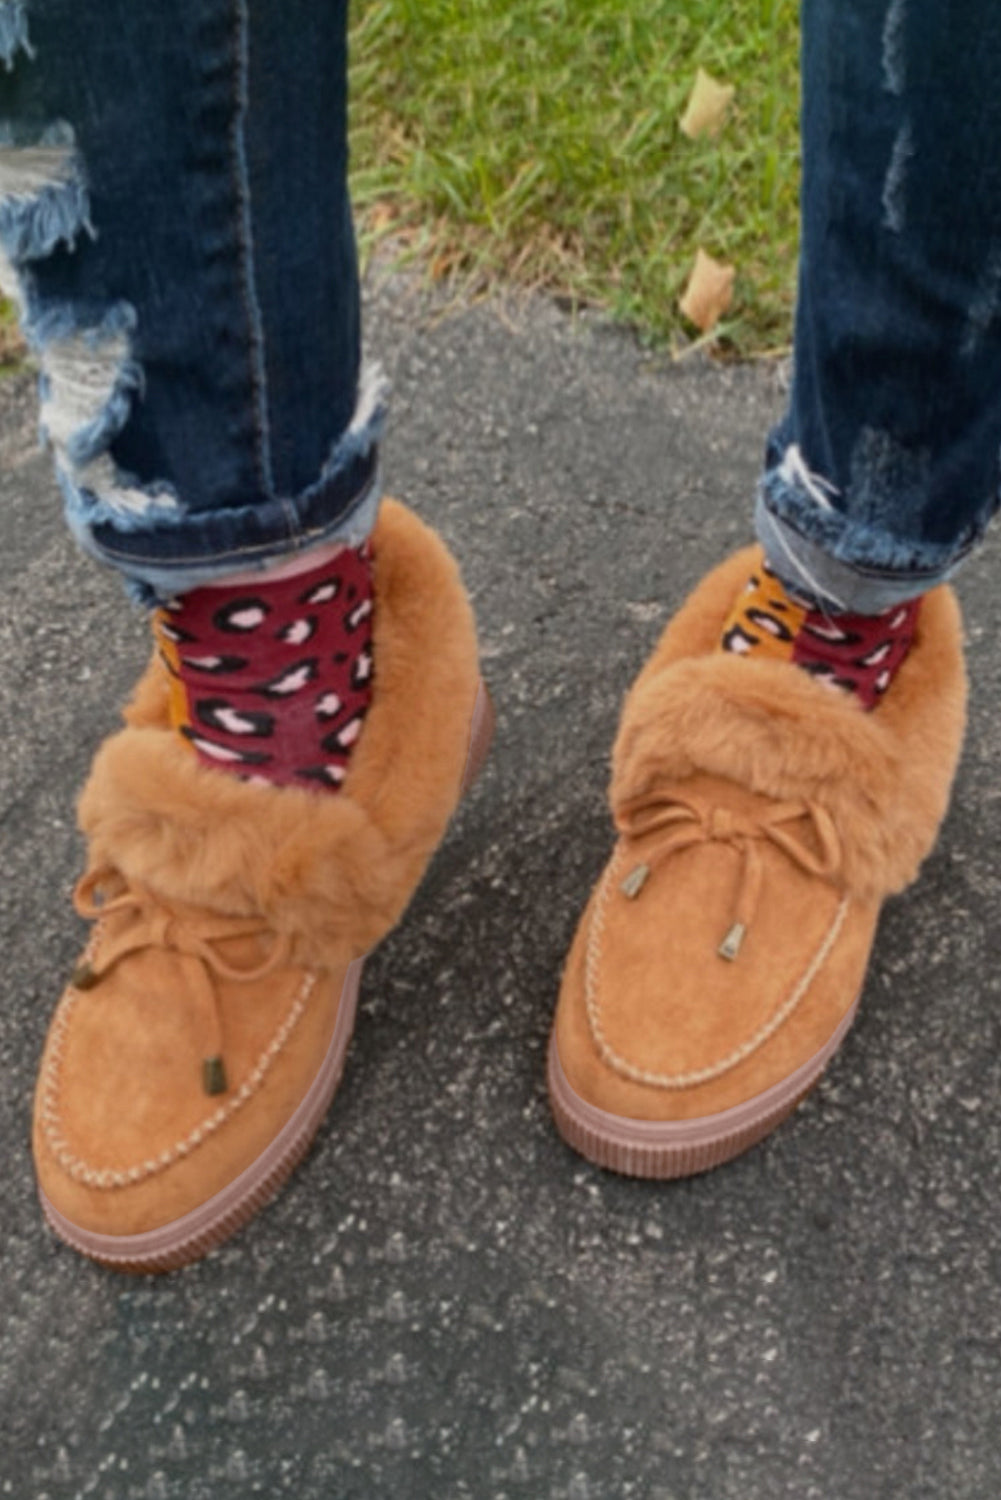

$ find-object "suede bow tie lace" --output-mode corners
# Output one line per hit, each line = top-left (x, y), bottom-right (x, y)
(614, 789), (842, 959)
(71, 869), (292, 1095)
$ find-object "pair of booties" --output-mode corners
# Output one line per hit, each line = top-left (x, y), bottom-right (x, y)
(32, 501), (967, 1270)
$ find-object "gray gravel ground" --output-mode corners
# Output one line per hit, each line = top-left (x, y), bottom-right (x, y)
(3, 273), (1001, 1499)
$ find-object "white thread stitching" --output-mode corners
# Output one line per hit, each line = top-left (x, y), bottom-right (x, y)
(40, 934), (317, 1189)
(584, 843), (851, 1090)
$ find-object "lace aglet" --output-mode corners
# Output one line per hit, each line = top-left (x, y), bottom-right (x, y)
(202, 1055), (228, 1096)
(717, 922), (746, 962)
(620, 864), (651, 899)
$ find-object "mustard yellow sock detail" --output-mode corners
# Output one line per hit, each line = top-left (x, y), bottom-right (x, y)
(719, 566), (807, 662)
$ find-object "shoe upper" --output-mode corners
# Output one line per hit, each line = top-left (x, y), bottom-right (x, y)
(554, 546), (967, 1125)
(34, 499), (484, 1242)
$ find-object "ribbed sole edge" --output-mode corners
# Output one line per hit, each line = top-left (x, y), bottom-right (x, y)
(39, 960), (364, 1273)
(546, 995), (860, 1180)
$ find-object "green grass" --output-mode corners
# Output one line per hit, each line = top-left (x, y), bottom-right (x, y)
(349, 0), (801, 355)
(0, 294), (25, 369)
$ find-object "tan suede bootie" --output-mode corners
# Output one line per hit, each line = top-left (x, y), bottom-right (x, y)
(549, 545), (966, 1177)
(33, 500), (493, 1270)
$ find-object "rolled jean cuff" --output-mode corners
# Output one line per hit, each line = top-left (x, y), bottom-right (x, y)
(755, 465), (986, 615)
(64, 365), (388, 605)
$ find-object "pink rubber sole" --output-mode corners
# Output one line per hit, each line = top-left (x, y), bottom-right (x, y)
(40, 961), (365, 1272)
(39, 680), (495, 1272)
(547, 993), (861, 1179)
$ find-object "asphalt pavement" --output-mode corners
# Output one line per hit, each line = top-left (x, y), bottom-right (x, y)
(3, 272), (1001, 1499)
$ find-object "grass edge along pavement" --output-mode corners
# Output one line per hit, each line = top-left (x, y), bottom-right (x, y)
(349, 0), (801, 357)
(0, 2), (801, 366)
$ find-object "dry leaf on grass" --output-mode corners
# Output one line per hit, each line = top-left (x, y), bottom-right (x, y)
(679, 249), (736, 334)
(679, 69), (735, 140)
(365, 200), (399, 235)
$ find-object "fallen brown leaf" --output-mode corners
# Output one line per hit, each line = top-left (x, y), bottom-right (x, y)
(678, 248), (736, 334)
(679, 69), (736, 140)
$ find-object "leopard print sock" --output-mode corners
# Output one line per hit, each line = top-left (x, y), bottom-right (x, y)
(153, 541), (374, 790)
(720, 562), (920, 710)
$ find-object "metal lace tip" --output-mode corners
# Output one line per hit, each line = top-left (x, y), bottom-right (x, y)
(717, 922), (746, 962)
(202, 1056), (228, 1096)
(620, 864), (651, 899)
(70, 961), (99, 991)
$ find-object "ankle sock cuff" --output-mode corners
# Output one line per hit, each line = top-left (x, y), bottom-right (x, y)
(153, 542), (375, 789)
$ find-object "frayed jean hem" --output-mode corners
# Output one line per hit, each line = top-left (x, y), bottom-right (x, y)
(75, 459), (382, 606)
(63, 364), (390, 605)
(754, 482), (982, 613)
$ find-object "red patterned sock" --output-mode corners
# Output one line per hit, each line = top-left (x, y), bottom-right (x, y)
(153, 541), (374, 791)
(719, 563), (920, 710)
(790, 597), (920, 708)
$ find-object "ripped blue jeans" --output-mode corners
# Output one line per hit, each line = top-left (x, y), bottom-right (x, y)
(759, 0), (1001, 611)
(0, 0), (381, 603)
(0, 1), (999, 612)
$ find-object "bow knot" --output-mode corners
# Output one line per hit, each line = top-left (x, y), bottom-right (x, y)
(70, 868), (291, 1095)
(615, 787), (842, 961)
(708, 806), (738, 841)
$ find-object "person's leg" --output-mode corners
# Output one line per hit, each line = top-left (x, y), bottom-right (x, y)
(0, 0), (377, 598)
(9, 2), (490, 1268)
(758, 0), (1001, 615)
(724, 0), (1001, 706)
(718, 0), (1001, 711)
(0, 0), (386, 792)
(548, 0), (976, 1173)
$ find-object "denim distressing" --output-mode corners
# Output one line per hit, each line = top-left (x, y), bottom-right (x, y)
(0, 0), (377, 602)
(0, 1), (999, 609)
(759, 0), (1001, 610)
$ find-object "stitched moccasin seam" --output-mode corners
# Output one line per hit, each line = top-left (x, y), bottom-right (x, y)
(584, 844), (851, 1090)
(37, 926), (316, 1190)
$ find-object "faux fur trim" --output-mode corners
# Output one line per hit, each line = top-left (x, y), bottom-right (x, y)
(611, 547), (967, 901)
(78, 500), (481, 967)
